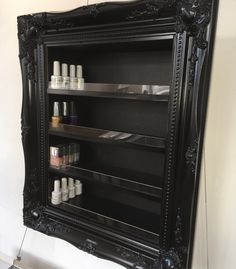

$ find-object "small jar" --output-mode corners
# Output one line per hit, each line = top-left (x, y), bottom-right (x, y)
(50, 146), (63, 168)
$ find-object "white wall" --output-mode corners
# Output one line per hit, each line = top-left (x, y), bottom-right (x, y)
(192, 0), (236, 268)
(0, 0), (235, 269)
(201, 0), (236, 268)
(0, 1), (125, 268)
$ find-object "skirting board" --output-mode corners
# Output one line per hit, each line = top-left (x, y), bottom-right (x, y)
(0, 251), (13, 265)
(9, 260), (33, 269)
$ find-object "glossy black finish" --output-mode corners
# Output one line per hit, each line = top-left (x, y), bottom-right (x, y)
(18, 1), (218, 268)
(48, 83), (170, 102)
(49, 123), (166, 150)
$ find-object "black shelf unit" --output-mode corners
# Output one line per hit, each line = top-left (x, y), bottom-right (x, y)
(48, 83), (170, 102)
(55, 194), (161, 235)
(49, 123), (166, 151)
(18, 1), (219, 269)
(49, 164), (163, 198)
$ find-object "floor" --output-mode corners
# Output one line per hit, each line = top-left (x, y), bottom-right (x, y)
(0, 260), (10, 269)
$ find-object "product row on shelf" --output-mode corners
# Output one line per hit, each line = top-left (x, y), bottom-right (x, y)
(51, 177), (82, 205)
(50, 143), (80, 169)
(49, 61), (84, 90)
(48, 60), (171, 96)
(51, 101), (79, 127)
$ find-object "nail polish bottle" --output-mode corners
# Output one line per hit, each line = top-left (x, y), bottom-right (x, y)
(77, 65), (84, 90)
(61, 63), (70, 89)
(70, 65), (77, 89)
(68, 143), (75, 165)
(50, 146), (63, 168)
(69, 101), (79, 125)
(51, 102), (61, 128)
(62, 102), (69, 124)
(68, 178), (75, 199)
(74, 144), (80, 163)
(51, 179), (62, 205)
(71, 143), (76, 165)
(75, 180), (82, 196)
(62, 145), (69, 167)
(61, 177), (69, 202)
(51, 61), (62, 89)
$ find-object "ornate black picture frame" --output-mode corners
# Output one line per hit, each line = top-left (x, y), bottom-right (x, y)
(17, 1), (218, 268)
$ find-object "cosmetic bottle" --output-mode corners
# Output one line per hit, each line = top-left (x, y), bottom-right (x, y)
(68, 143), (75, 165)
(51, 101), (61, 128)
(69, 101), (79, 125)
(70, 65), (77, 89)
(61, 63), (70, 89)
(75, 180), (82, 196)
(68, 178), (75, 199)
(51, 179), (62, 205)
(51, 61), (62, 89)
(61, 145), (69, 167)
(74, 144), (80, 163)
(61, 177), (69, 202)
(77, 65), (84, 90)
(50, 146), (63, 168)
(62, 102), (69, 124)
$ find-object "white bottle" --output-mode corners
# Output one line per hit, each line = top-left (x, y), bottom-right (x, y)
(75, 180), (82, 196)
(51, 180), (62, 205)
(77, 65), (84, 90)
(70, 65), (77, 89)
(61, 63), (70, 89)
(61, 177), (69, 201)
(68, 177), (75, 198)
(51, 61), (62, 89)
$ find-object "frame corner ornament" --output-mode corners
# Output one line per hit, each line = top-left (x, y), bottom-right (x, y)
(157, 209), (186, 269)
(176, 0), (212, 49)
(159, 249), (181, 269)
(174, 208), (183, 246)
(80, 239), (98, 255)
(25, 206), (71, 235)
(116, 247), (147, 269)
(17, 14), (47, 80)
(185, 139), (198, 173)
(126, 0), (174, 21)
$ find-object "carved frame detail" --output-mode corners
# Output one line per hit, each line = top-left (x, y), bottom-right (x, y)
(17, 0), (217, 268)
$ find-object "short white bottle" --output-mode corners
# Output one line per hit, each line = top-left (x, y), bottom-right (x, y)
(68, 177), (75, 198)
(61, 177), (69, 201)
(77, 65), (84, 90)
(61, 63), (70, 89)
(51, 61), (62, 89)
(51, 180), (62, 205)
(70, 65), (77, 90)
(75, 180), (82, 196)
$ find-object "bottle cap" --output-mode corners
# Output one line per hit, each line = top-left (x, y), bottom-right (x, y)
(53, 61), (60, 76)
(68, 177), (74, 188)
(62, 102), (69, 116)
(77, 65), (83, 78)
(54, 180), (60, 192)
(61, 177), (68, 190)
(75, 180), (82, 195)
(62, 63), (68, 77)
(70, 65), (76, 78)
(70, 101), (77, 116)
(53, 102), (60, 117)
(50, 146), (61, 157)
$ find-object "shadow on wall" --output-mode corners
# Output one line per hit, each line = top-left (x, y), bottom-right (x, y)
(13, 251), (63, 269)
(204, 36), (236, 269)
